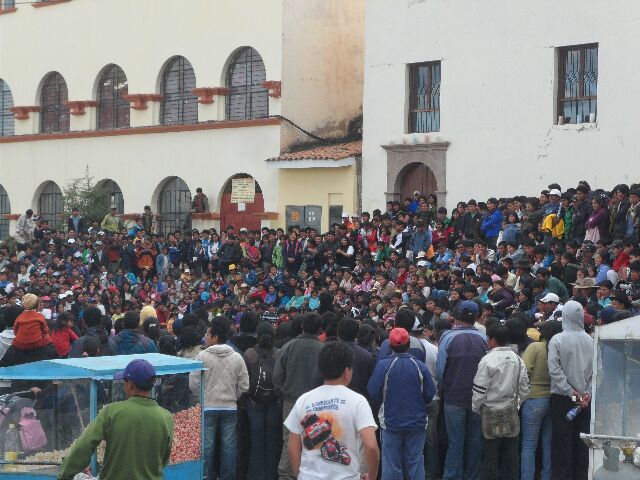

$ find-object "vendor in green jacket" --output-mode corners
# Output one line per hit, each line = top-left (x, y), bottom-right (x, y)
(58, 359), (174, 480)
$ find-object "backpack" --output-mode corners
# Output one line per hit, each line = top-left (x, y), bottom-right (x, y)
(242, 244), (261, 263)
(252, 350), (277, 404)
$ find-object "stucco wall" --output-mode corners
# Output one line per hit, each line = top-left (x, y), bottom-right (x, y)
(362, 0), (640, 212)
(280, 0), (365, 150)
(0, 124), (281, 216)
(275, 163), (357, 232)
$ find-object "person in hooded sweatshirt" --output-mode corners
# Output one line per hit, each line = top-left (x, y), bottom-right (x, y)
(114, 311), (157, 355)
(547, 300), (594, 480)
(189, 317), (249, 480)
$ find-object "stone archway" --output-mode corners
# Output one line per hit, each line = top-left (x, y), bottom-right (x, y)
(383, 142), (449, 207)
(397, 163), (438, 203)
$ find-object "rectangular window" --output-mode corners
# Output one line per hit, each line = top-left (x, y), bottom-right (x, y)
(408, 61), (441, 133)
(557, 44), (598, 124)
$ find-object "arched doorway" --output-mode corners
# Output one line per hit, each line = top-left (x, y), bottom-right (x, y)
(220, 174), (264, 231)
(0, 184), (10, 240)
(96, 179), (124, 214)
(37, 181), (63, 230)
(399, 163), (437, 203)
(157, 177), (191, 235)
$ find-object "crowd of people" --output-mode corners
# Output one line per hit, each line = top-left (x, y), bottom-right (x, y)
(0, 178), (637, 480)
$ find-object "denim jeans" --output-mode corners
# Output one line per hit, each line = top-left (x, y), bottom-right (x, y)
(521, 397), (552, 480)
(381, 429), (426, 480)
(443, 403), (482, 480)
(203, 410), (237, 480)
(246, 398), (282, 480)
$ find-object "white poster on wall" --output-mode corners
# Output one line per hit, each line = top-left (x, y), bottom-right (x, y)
(231, 178), (256, 204)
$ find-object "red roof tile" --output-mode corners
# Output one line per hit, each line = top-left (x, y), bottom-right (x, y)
(269, 140), (362, 161)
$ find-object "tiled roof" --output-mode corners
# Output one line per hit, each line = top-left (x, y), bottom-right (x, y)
(268, 140), (362, 161)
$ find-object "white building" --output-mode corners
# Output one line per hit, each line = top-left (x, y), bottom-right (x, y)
(362, 0), (640, 212)
(0, 0), (364, 237)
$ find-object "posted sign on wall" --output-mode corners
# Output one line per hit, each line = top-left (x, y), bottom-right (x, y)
(231, 178), (256, 203)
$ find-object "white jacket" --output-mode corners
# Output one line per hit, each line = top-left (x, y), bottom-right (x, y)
(189, 344), (249, 409)
(472, 347), (529, 413)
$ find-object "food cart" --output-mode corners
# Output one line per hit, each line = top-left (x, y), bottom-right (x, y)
(582, 316), (640, 479)
(0, 353), (204, 480)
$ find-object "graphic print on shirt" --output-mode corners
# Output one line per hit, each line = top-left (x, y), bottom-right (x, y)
(301, 410), (351, 466)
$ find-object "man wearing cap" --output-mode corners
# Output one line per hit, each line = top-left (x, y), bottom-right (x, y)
(368, 327), (435, 480)
(58, 359), (174, 480)
(436, 300), (487, 480)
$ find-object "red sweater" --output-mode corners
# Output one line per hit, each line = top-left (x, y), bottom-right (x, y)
(12, 310), (52, 350)
(51, 327), (79, 358)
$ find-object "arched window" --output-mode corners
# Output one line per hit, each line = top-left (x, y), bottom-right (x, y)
(96, 179), (124, 213)
(160, 57), (197, 125)
(0, 79), (14, 137)
(37, 181), (63, 230)
(225, 47), (268, 121)
(97, 65), (129, 130)
(40, 72), (70, 133)
(0, 185), (10, 240)
(158, 177), (191, 235)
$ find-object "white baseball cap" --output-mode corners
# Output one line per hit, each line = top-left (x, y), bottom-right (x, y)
(548, 189), (561, 197)
(540, 293), (560, 303)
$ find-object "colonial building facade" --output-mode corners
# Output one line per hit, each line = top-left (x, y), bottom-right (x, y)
(0, 0), (364, 237)
(362, 0), (640, 212)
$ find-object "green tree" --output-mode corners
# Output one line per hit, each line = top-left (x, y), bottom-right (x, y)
(63, 170), (111, 224)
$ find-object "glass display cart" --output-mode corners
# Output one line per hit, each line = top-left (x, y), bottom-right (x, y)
(0, 353), (204, 480)
(582, 316), (640, 479)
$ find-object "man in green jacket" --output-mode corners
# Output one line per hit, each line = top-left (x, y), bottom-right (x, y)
(58, 359), (174, 480)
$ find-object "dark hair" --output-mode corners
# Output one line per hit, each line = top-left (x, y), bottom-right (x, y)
(256, 321), (275, 349)
(55, 311), (74, 331)
(318, 342), (353, 381)
(180, 327), (202, 350)
(158, 335), (177, 355)
(302, 313), (322, 334)
(82, 336), (101, 357)
(240, 312), (260, 334)
(83, 307), (103, 328)
(395, 308), (416, 331)
(143, 317), (161, 342)
(209, 318), (229, 344)
(487, 323), (510, 346)
(123, 311), (140, 330)
(1, 305), (23, 329)
(275, 322), (293, 348)
(357, 324), (375, 349)
(337, 317), (359, 342)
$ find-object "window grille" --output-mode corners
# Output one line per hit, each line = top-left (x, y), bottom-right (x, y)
(226, 48), (268, 121)
(98, 179), (124, 213)
(40, 73), (70, 133)
(558, 44), (598, 124)
(38, 182), (63, 230)
(160, 57), (197, 125)
(97, 65), (129, 130)
(0, 185), (9, 240)
(158, 177), (192, 235)
(408, 62), (441, 133)
(0, 79), (14, 137)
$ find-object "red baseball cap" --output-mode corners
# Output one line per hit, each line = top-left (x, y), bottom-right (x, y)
(389, 328), (409, 348)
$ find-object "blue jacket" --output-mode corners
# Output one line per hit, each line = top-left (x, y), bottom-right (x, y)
(410, 228), (432, 255)
(368, 353), (435, 431)
(114, 329), (158, 355)
(481, 210), (503, 239)
(436, 327), (487, 407)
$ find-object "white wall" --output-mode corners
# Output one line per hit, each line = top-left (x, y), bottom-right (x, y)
(0, 124), (281, 214)
(362, 0), (640, 212)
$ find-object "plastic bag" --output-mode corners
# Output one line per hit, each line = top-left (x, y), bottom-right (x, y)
(633, 447), (640, 468)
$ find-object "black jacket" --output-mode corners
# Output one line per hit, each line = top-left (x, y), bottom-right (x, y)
(612, 201), (630, 240)
(67, 217), (86, 234)
(570, 200), (592, 241)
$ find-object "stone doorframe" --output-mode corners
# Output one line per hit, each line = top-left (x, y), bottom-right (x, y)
(382, 142), (450, 208)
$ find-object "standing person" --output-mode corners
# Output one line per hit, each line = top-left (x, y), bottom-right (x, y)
(67, 207), (86, 233)
(101, 206), (123, 235)
(58, 359), (174, 480)
(114, 311), (158, 355)
(285, 342), (380, 480)
(244, 321), (282, 480)
(436, 300), (488, 480)
(520, 320), (563, 480)
(368, 328), (435, 480)
(14, 209), (36, 246)
(337, 317), (374, 398)
(193, 187), (209, 213)
(141, 205), (156, 234)
(471, 324), (529, 480)
(69, 306), (117, 357)
(548, 300), (594, 480)
(481, 198), (503, 249)
(273, 313), (324, 480)
(189, 318), (250, 480)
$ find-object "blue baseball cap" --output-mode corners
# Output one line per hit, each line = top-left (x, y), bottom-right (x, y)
(459, 300), (479, 316)
(114, 359), (156, 386)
